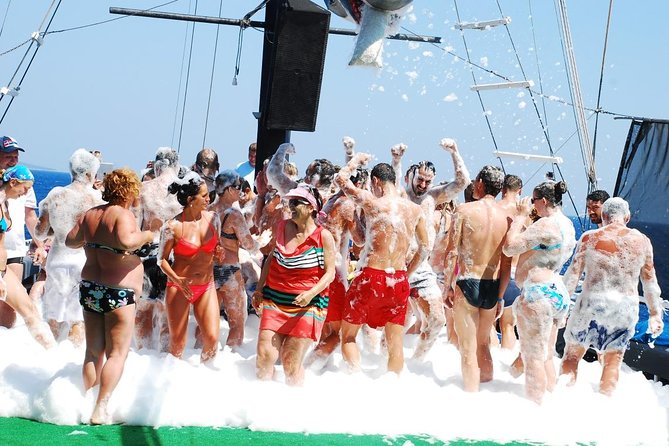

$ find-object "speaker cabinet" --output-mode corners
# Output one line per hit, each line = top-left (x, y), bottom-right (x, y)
(264, 0), (330, 132)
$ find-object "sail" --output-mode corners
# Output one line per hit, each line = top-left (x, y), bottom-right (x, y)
(614, 118), (669, 300)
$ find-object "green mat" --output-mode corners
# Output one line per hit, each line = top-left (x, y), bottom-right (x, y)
(0, 418), (538, 445)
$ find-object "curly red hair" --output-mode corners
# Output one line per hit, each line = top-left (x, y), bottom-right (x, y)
(102, 168), (141, 204)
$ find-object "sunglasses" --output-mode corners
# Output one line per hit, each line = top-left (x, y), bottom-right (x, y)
(289, 198), (310, 207)
(531, 197), (542, 204)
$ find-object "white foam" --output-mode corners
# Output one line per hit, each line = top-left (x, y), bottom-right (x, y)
(0, 317), (667, 444)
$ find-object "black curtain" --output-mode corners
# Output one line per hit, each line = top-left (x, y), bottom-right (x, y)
(614, 119), (669, 300)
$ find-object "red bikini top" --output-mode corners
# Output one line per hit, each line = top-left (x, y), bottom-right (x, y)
(173, 215), (218, 257)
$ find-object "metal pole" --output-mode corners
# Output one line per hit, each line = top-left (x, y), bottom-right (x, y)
(109, 7), (442, 43)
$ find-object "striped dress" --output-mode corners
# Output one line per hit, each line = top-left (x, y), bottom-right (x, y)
(260, 219), (329, 341)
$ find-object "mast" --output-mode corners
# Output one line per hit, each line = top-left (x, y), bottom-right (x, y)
(555, 0), (597, 192)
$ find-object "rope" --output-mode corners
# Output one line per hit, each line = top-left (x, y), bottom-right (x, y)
(398, 25), (631, 119)
(170, 1), (193, 149)
(176, 0), (198, 153)
(591, 0), (614, 170)
(0, 0), (62, 123)
(527, 0), (551, 144)
(0, 0), (12, 40)
(45, 0), (181, 35)
(202, 0), (224, 149)
(452, 0), (504, 172)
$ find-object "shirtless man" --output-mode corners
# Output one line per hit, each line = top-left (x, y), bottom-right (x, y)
(35, 149), (103, 345)
(391, 138), (470, 359)
(585, 189), (610, 228)
(444, 165), (511, 392)
(210, 170), (269, 348)
(560, 197), (664, 395)
(497, 174), (524, 349)
(308, 137), (365, 367)
(336, 154), (428, 374)
(135, 147), (183, 350)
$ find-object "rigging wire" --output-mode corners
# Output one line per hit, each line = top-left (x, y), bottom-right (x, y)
(0, 0), (12, 40)
(176, 0), (199, 153)
(0, 0), (62, 123)
(591, 0), (614, 169)
(202, 0), (224, 149)
(527, 0), (551, 146)
(452, 0), (506, 174)
(398, 25), (630, 120)
(0, 0), (181, 57)
(170, 0), (193, 149)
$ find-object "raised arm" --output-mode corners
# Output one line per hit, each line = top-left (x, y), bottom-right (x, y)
(343, 136), (356, 164)
(335, 152), (374, 207)
(266, 142), (298, 196)
(428, 138), (470, 205)
(390, 143), (407, 189)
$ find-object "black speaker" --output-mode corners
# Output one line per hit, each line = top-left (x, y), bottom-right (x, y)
(264, 0), (330, 132)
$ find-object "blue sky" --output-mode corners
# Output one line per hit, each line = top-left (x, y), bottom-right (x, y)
(1, 0), (668, 215)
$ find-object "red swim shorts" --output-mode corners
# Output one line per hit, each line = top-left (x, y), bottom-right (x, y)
(325, 273), (347, 323)
(343, 267), (410, 329)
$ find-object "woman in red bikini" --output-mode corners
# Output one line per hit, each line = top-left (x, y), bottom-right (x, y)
(160, 171), (222, 363)
(252, 184), (336, 385)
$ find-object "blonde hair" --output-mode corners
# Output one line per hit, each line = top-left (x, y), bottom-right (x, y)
(102, 168), (141, 204)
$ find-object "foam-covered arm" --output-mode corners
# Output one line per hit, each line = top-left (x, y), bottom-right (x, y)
(266, 143), (298, 196)
(343, 136), (356, 164)
(640, 236), (664, 336)
(390, 143), (406, 189)
(429, 139), (470, 205)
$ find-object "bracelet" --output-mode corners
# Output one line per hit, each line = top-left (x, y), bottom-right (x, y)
(497, 298), (504, 302)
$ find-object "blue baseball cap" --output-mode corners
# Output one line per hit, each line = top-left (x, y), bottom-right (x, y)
(3, 165), (34, 182)
(1, 136), (24, 153)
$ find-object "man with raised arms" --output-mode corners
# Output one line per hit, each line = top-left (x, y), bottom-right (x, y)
(444, 165), (511, 392)
(336, 154), (428, 374)
(391, 138), (470, 359)
(560, 197), (664, 395)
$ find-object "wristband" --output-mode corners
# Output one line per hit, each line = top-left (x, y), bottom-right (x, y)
(497, 298), (504, 302)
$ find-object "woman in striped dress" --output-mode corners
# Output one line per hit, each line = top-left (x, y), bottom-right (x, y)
(252, 184), (335, 385)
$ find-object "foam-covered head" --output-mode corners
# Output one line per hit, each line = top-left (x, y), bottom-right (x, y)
(154, 147), (179, 176)
(602, 197), (630, 223)
(534, 180), (568, 207)
(168, 170), (204, 206)
(69, 149), (100, 182)
(215, 170), (242, 195)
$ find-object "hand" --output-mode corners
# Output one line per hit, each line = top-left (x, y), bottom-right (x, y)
(279, 142), (296, 155)
(253, 229), (272, 248)
(440, 138), (457, 153)
(293, 291), (313, 307)
(174, 276), (193, 301)
(252, 289), (264, 314)
(32, 246), (48, 266)
(444, 287), (455, 309)
(495, 299), (504, 320)
(255, 165), (268, 196)
(343, 136), (355, 154)
(390, 143), (407, 159)
(517, 196), (532, 217)
(352, 152), (372, 167)
(649, 314), (664, 337)
(214, 244), (225, 263)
